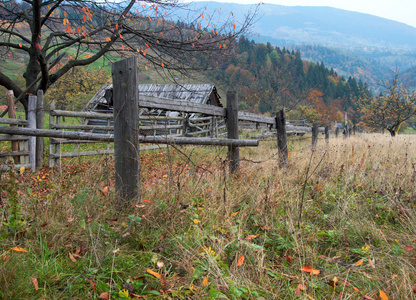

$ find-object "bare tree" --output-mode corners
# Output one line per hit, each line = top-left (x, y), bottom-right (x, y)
(0, 0), (257, 113)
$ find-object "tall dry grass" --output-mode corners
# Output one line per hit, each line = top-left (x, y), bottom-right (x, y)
(0, 133), (415, 299)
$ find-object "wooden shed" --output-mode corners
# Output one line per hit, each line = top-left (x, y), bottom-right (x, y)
(84, 83), (222, 114)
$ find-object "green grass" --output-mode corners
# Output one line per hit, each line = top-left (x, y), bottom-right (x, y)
(0, 134), (416, 299)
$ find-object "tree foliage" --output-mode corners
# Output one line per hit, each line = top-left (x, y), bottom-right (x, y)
(208, 37), (371, 123)
(358, 72), (416, 136)
(0, 0), (256, 112)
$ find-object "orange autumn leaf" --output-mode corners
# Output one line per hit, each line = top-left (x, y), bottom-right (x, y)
(100, 186), (109, 196)
(142, 199), (152, 203)
(10, 246), (28, 253)
(237, 254), (244, 267)
(300, 266), (320, 275)
(379, 290), (389, 300)
(19, 43), (22, 47)
(147, 269), (161, 279)
(161, 62), (165, 67)
(30, 278), (38, 290)
(99, 292), (110, 299)
(354, 259), (364, 267)
(202, 274), (209, 286)
(68, 252), (77, 262)
(231, 211), (239, 217)
(245, 234), (259, 240)
(105, 37), (111, 41)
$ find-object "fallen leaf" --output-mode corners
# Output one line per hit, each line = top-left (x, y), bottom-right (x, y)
(99, 292), (110, 299)
(296, 284), (306, 296)
(237, 254), (244, 267)
(412, 284), (416, 294)
(19, 166), (25, 174)
(160, 275), (167, 291)
(143, 199), (153, 203)
(329, 276), (339, 288)
(156, 261), (164, 268)
(231, 211), (239, 217)
(203, 274), (209, 287)
(368, 258), (376, 269)
(68, 252), (77, 262)
(100, 186), (109, 196)
(193, 219), (200, 224)
(379, 290), (388, 300)
(355, 259), (364, 267)
(147, 269), (161, 279)
(245, 234), (259, 240)
(306, 294), (314, 300)
(87, 279), (96, 293)
(10, 246), (28, 253)
(283, 254), (293, 263)
(30, 277), (38, 290)
(406, 246), (414, 252)
(300, 266), (320, 275)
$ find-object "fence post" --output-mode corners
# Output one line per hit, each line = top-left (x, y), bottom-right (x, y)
(276, 108), (288, 168)
(28, 95), (37, 170)
(226, 90), (239, 174)
(325, 125), (329, 143)
(48, 101), (55, 168)
(335, 126), (339, 138)
(112, 56), (140, 207)
(36, 90), (44, 170)
(312, 123), (319, 150)
(182, 115), (188, 137)
(6, 90), (19, 163)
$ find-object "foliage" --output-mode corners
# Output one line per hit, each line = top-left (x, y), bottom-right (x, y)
(359, 71), (416, 136)
(208, 37), (371, 121)
(44, 66), (111, 110)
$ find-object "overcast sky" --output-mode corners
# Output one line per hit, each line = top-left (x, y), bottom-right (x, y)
(197, 0), (416, 28)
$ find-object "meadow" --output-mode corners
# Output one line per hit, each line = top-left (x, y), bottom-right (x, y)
(0, 134), (415, 299)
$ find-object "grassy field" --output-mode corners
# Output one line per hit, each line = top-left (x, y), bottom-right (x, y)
(0, 134), (415, 299)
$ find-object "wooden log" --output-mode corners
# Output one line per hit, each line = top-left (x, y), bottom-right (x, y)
(325, 125), (329, 143)
(36, 90), (44, 170)
(226, 90), (240, 174)
(0, 118), (28, 126)
(276, 108), (288, 168)
(6, 90), (19, 163)
(28, 95), (37, 170)
(312, 123), (319, 150)
(112, 56), (140, 206)
(0, 127), (259, 147)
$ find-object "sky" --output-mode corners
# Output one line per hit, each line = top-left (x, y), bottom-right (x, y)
(197, 0), (416, 28)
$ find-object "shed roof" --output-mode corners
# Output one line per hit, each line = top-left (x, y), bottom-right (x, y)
(84, 83), (222, 112)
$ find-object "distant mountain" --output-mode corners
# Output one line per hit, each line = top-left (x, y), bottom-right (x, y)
(184, 2), (416, 88)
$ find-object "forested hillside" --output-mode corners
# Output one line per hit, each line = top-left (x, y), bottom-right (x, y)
(205, 37), (371, 124)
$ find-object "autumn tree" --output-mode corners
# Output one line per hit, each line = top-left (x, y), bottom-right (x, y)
(359, 72), (416, 136)
(0, 0), (256, 114)
(45, 66), (111, 110)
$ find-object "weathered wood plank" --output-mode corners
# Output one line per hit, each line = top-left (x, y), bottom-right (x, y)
(113, 56), (140, 206)
(0, 126), (258, 146)
(226, 91), (240, 174)
(0, 118), (29, 126)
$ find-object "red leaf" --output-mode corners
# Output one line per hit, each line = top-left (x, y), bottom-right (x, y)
(237, 254), (244, 267)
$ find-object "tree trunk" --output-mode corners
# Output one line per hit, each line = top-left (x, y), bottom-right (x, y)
(388, 129), (396, 137)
